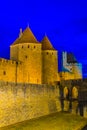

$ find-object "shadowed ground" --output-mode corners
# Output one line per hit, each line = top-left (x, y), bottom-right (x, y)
(0, 112), (87, 130)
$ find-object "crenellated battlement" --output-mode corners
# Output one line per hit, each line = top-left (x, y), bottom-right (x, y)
(0, 58), (22, 65)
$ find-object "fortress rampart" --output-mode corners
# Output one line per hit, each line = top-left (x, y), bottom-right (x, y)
(0, 27), (83, 127)
(0, 58), (23, 83)
(0, 82), (61, 127)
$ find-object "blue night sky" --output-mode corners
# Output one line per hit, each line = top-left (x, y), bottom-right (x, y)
(0, 0), (87, 77)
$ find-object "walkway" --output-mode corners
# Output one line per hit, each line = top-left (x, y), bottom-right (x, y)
(0, 112), (87, 130)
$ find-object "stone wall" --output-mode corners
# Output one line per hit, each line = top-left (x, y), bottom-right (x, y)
(0, 59), (16, 82)
(42, 50), (58, 85)
(0, 58), (23, 83)
(0, 82), (61, 127)
(10, 43), (42, 84)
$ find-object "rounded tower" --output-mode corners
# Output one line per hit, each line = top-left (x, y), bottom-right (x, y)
(10, 27), (42, 84)
(41, 36), (58, 85)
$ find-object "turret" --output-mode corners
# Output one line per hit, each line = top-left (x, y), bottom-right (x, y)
(10, 27), (42, 84)
(41, 36), (58, 85)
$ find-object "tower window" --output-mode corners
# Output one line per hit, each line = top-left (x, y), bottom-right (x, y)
(22, 46), (23, 48)
(28, 45), (29, 48)
(3, 71), (6, 75)
(25, 56), (28, 59)
(34, 46), (36, 48)
(47, 52), (48, 55)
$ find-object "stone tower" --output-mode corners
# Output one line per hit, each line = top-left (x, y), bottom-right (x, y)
(10, 27), (42, 84)
(61, 51), (82, 80)
(41, 36), (58, 85)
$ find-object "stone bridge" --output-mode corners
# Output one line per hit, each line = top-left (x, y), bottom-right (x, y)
(58, 78), (87, 117)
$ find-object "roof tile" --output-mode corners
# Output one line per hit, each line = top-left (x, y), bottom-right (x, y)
(11, 27), (38, 45)
(41, 36), (55, 50)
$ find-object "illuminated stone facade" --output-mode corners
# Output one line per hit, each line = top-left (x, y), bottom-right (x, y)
(59, 51), (82, 80)
(0, 82), (61, 127)
(0, 27), (83, 127)
(0, 27), (82, 85)
(0, 27), (58, 85)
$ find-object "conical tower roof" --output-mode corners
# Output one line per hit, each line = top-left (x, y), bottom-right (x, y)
(11, 27), (38, 45)
(41, 36), (55, 50)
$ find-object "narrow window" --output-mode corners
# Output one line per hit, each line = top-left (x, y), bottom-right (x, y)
(28, 45), (29, 48)
(25, 56), (28, 59)
(3, 71), (6, 75)
(47, 52), (48, 55)
(22, 46), (23, 48)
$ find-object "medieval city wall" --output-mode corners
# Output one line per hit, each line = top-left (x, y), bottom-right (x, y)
(59, 72), (75, 80)
(0, 59), (16, 82)
(0, 82), (61, 127)
(0, 58), (23, 83)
